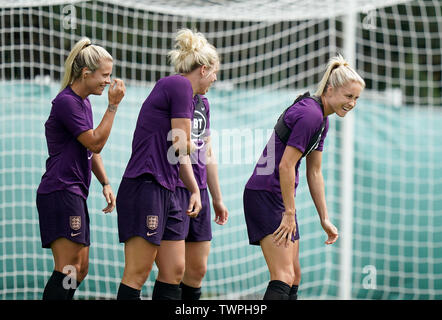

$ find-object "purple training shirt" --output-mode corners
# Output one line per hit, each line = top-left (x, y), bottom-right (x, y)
(123, 74), (194, 191)
(37, 86), (94, 200)
(245, 97), (329, 196)
(176, 94), (210, 190)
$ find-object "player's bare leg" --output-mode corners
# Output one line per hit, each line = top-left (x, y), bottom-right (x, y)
(260, 235), (295, 299)
(291, 240), (301, 299)
(181, 241), (211, 299)
(117, 236), (157, 300)
(153, 240), (185, 299)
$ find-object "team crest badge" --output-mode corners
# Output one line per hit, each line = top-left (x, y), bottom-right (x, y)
(69, 216), (81, 231)
(146, 215), (159, 230)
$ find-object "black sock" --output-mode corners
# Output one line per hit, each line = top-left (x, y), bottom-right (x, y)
(117, 283), (141, 300)
(180, 282), (202, 300)
(152, 280), (181, 300)
(289, 285), (299, 300)
(66, 280), (81, 300)
(263, 280), (290, 300)
(42, 270), (69, 300)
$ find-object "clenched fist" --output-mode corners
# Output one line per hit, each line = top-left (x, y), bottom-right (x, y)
(108, 78), (125, 107)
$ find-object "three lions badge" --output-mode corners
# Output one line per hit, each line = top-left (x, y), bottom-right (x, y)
(69, 216), (81, 231)
(146, 215), (158, 230)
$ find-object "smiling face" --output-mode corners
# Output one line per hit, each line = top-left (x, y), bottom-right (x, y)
(323, 81), (364, 117)
(83, 59), (113, 96)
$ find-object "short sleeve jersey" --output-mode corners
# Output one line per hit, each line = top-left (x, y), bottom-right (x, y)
(122, 74), (194, 191)
(245, 97), (329, 196)
(37, 86), (94, 199)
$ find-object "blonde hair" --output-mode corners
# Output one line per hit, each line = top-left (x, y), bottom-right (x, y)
(315, 54), (365, 96)
(60, 37), (113, 91)
(168, 29), (219, 74)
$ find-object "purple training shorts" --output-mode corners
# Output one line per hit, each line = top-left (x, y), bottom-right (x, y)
(163, 186), (212, 242)
(36, 190), (90, 249)
(116, 173), (183, 246)
(243, 188), (299, 246)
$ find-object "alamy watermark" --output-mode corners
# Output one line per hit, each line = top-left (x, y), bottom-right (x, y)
(62, 264), (78, 290)
(167, 128), (276, 175)
(362, 6), (377, 30)
(62, 5), (77, 30)
(362, 265), (377, 290)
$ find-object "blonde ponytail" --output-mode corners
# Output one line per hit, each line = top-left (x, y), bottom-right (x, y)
(60, 37), (113, 91)
(168, 29), (219, 74)
(315, 54), (365, 96)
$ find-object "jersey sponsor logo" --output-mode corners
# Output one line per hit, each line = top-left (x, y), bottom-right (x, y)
(69, 216), (81, 231)
(71, 232), (81, 237)
(87, 150), (93, 160)
(191, 110), (207, 138)
(146, 215), (159, 230)
(192, 110), (207, 150)
(146, 231), (158, 237)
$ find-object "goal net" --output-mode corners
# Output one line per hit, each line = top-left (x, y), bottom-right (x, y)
(1, 0), (441, 299)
